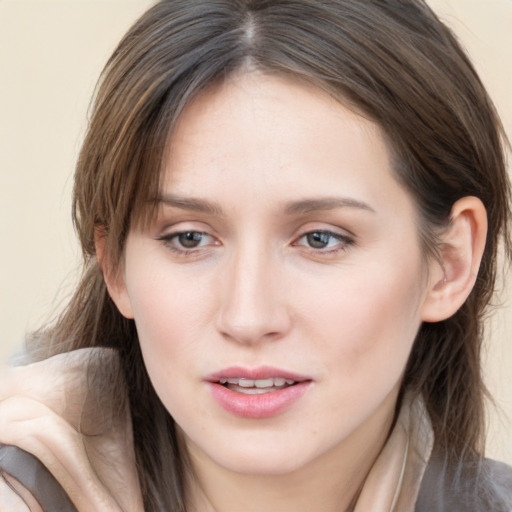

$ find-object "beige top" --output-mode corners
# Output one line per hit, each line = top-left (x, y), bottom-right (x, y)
(0, 347), (503, 511)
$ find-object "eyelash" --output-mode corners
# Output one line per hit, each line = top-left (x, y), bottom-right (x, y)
(156, 229), (354, 257)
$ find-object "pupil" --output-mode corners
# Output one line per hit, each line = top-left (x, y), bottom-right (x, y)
(307, 232), (329, 248)
(179, 232), (202, 248)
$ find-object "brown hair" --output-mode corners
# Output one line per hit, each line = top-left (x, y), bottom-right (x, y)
(33, 1), (511, 509)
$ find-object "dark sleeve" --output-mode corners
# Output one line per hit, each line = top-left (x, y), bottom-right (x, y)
(416, 448), (512, 512)
(0, 444), (77, 512)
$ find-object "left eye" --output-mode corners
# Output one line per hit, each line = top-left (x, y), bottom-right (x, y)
(296, 231), (349, 250)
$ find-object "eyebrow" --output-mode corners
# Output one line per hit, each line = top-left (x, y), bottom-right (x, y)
(156, 193), (375, 216)
(284, 197), (375, 215)
(157, 194), (224, 215)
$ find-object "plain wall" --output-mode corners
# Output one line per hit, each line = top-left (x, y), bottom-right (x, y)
(1, 0), (511, 463)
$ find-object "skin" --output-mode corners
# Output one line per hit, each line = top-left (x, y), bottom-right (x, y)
(106, 72), (486, 511)
(0, 474), (44, 512)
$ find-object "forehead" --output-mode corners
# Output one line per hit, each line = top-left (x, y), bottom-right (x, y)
(158, 71), (415, 222)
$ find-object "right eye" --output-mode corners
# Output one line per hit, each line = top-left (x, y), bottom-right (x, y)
(157, 231), (217, 253)
(175, 231), (209, 248)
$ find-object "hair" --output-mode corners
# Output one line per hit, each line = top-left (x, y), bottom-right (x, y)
(29, 0), (511, 509)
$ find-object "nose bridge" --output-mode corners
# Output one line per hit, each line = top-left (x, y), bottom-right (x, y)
(217, 238), (289, 344)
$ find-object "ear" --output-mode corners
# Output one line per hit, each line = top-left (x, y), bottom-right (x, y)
(421, 196), (487, 322)
(95, 228), (134, 319)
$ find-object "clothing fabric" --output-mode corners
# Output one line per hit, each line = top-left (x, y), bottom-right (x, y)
(417, 447), (512, 511)
(0, 445), (77, 511)
(0, 348), (511, 511)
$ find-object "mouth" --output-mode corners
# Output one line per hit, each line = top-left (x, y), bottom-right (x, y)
(206, 367), (312, 418)
(218, 377), (298, 395)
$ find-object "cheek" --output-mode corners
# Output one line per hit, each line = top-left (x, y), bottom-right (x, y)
(122, 259), (220, 406)
(129, 275), (206, 351)
(303, 256), (426, 389)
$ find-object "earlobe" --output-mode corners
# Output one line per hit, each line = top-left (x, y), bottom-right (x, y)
(421, 196), (487, 322)
(94, 228), (134, 319)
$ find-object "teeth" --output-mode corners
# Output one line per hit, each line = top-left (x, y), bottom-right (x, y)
(255, 378), (274, 388)
(218, 377), (296, 388)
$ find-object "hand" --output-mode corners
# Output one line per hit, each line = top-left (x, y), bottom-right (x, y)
(0, 350), (143, 512)
(0, 396), (124, 512)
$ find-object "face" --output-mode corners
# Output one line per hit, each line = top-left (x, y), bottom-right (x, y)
(112, 72), (435, 477)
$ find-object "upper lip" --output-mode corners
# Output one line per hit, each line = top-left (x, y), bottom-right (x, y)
(205, 366), (311, 383)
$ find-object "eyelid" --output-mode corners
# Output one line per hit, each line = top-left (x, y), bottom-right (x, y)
(154, 218), (219, 240)
(291, 221), (356, 241)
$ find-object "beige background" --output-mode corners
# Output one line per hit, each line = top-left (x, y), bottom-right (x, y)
(1, 0), (511, 463)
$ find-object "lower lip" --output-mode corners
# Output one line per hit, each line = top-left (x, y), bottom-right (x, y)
(208, 382), (312, 419)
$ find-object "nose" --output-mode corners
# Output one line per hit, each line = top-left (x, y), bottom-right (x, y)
(215, 245), (291, 345)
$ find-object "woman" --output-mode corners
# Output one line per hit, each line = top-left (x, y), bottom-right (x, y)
(1, 0), (511, 510)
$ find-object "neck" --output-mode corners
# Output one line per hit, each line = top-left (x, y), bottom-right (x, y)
(183, 391), (398, 512)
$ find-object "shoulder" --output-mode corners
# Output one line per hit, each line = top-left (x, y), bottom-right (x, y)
(416, 449), (512, 512)
(485, 459), (512, 507)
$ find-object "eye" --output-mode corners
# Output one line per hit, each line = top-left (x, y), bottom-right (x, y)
(175, 231), (209, 248)
(157, 231), (216, 252)
(295, 230), (353, 252)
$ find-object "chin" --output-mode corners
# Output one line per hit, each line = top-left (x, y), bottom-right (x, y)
(187, 426), (331, 477)
(214, 448), (310, 476)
